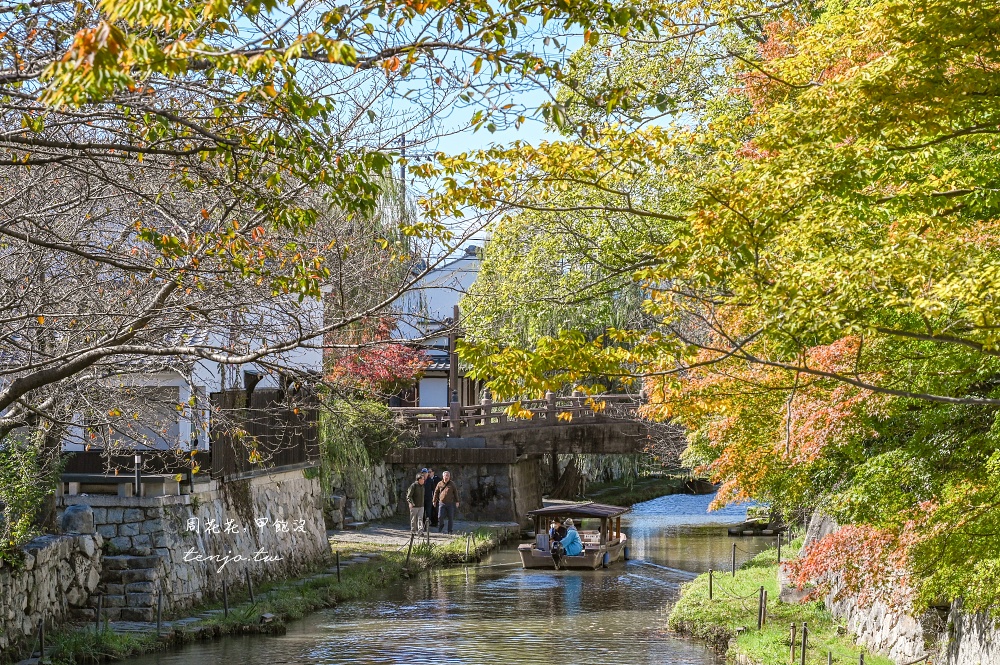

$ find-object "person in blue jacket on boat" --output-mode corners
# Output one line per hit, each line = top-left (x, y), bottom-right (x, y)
(560, 518), (584, 556)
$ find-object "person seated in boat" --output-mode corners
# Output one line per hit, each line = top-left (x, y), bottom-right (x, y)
(559, 518), (584, 556)
(548, 519), (567, 544)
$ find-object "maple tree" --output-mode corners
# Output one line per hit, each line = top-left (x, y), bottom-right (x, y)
(326, 318), (429, 395)
(430, 0), (1000, 611)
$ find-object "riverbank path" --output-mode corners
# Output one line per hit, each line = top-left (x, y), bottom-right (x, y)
(327, 517), (521, 549)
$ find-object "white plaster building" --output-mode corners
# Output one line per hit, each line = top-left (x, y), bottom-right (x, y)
(396, 245), (482, 408)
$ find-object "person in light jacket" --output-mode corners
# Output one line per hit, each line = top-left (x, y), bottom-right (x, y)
(432, 470), (461, 534)
(559, 518), (583, 556)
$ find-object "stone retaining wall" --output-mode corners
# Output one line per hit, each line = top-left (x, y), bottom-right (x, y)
(947, 607), (1000, 665)
(59, 466), (330, 618)
(389, 457), (542, 526)
(795, 513), (1000, 665)
(0, 507), (103, 660)
(324, 462), (398, 524)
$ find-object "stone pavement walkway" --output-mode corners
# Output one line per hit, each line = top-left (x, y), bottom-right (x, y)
(327, 516), (522, 550)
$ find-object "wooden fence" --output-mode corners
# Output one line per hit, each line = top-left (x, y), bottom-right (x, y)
(390, 392), (641, 438)
(63, 450), (211, 476)
(209, 388), (319, 479)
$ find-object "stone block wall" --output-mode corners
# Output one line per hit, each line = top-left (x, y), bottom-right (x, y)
(793, 513), (1000, 665)
(324, 494), (346, 530)
(389, 457), (542, 525)
(59, 466), (330, 617)
(947, 607), (1000, 665)
(326, 462), (398, 523)
(509, 457), (543, 527)
(0, 508), (102, 660)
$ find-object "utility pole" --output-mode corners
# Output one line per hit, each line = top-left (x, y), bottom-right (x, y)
(449, 304), (460, 404)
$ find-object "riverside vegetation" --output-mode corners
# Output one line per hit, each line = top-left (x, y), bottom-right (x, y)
(668, 540), (892, 665)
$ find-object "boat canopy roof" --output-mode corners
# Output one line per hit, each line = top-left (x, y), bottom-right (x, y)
(527, 502), (630, 519)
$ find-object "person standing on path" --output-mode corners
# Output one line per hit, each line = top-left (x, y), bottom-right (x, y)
(423, 467), (441, 530)
(407, 473), (426, 533)
(433, 470), (460, 534)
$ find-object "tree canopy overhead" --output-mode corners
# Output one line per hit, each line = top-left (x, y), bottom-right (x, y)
(0, 0), (672, 553)
(434, 0), (1000, 611)
(0, 0), (671, 426)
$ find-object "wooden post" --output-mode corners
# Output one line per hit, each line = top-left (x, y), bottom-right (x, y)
(860, 653), (864, 665)
(758, 586), (765, 630)
(762, 588), (768, 626)
(801, 622), (808, 665)
(616, 516), (621, 541)
(708, 569), (713, 600)
(336, 550), (341, 583)
(829, 651), (833, 665)
(223, 578), (229, 618)
(245, 568), (255, 604)
(449, 395), (461, 436)
(790, 623), (796, 664)
(778, 533), (782, 563)
(732, 542), (737, 577)
(481, 394), (493, 426)
(545, 390), (556, 424)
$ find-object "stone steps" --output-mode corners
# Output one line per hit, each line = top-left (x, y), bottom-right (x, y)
(86, 553), (166, 622)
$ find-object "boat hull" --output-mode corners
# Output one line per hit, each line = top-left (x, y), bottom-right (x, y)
(518, 535), (627, 570)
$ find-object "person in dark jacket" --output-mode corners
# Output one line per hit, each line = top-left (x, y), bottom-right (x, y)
(406, 473), (425, 533)
(549, 519), (567, 543)
(432, 470), (461, 534)
(422, 468), (440, 529)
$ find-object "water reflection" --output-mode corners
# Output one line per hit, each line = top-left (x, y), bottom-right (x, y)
(122, 492), (771, 665)
(625, 494), (774, 574)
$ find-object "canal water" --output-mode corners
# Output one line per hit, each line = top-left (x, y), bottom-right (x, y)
(123, 493), (771, 665)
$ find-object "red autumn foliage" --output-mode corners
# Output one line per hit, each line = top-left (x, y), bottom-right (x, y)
(326, 318), (429, 394)
(786, 525), (911, 606)
(736, 20), (804, 112)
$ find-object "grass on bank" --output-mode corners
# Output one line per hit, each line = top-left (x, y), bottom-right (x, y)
(584, 473), (689, 506)
(421, 526), (510, 564)
(668, 543), (893, 665)
(47, 628), (158, 664)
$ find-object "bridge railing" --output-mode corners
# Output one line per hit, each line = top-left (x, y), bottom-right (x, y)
(391, 391), (640, 438)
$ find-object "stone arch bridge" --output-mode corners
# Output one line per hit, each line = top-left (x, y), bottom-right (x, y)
(387, 393), (652, 526)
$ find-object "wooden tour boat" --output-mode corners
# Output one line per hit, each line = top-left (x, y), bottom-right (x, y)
(518, 502), (630, 570)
